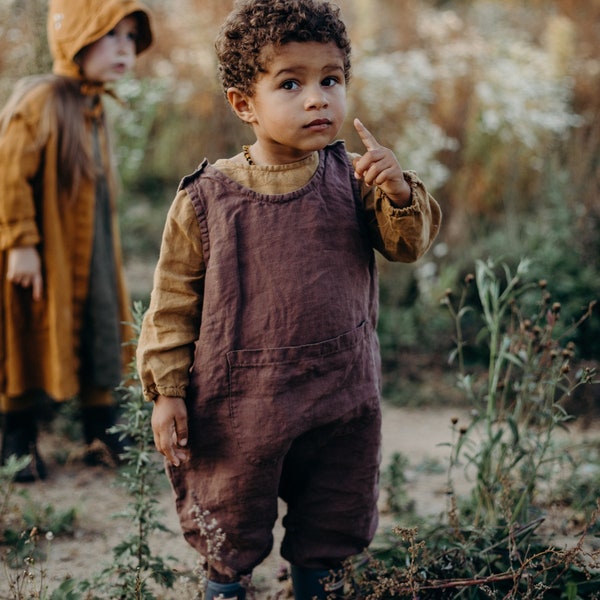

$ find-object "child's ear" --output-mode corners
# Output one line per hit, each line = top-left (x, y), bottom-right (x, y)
(227, 87), (256, 124)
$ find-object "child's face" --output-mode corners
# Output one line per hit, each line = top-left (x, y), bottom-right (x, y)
(242, 41), (347, 164)
(79, 16), (138, 83)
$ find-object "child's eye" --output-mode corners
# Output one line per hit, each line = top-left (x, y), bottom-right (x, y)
(322, 76), (339, 87)
(128, 31), (139, 42)
(281, 80), (300, 91)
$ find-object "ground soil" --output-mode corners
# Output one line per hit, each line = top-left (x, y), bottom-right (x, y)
(1, 404), (598, 599)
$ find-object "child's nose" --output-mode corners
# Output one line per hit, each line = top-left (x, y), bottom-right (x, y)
(117, 36), (135, 54)
(305, 85), (329, 109)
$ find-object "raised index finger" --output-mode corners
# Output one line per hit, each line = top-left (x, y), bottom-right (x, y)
(354, 118), (381, 152)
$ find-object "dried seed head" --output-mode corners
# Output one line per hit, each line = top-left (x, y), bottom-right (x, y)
(560, 364), (570, 374)
(538, 279), (547, 289)
(451, 417), (459, 425)
(552, 302), (561, 313)
(464, 273), (475, 284)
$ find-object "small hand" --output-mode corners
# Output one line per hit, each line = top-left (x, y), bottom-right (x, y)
(7, 246), (43, 301)
(151, 396), (190, 466)
(352, 118), (412, 206)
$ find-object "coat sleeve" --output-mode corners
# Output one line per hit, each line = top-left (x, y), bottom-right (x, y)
(0, 100), (45, 251)
(362, 170), (442, 262)
(136, 189), (205, 401)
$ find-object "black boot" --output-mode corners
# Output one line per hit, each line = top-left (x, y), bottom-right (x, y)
(205, 579), (246, 600)
(81, 405), (129, 466)
(291, 566), (346, 600)
(1, 410), (47, 482)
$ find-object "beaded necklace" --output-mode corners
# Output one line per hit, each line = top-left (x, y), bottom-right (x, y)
(242, 145), (254, 165)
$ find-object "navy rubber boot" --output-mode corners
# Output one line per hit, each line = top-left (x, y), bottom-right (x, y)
(204, 579), (246, 600)
(291, 565), (345, 599)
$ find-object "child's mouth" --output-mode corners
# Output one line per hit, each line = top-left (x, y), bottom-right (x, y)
(305, 119), (331, 130)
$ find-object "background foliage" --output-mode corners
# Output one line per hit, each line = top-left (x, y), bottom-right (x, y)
(1, 0), (598, 399)
(1, 1), (599, 597)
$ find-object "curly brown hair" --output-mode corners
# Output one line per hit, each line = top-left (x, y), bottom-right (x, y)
(215, 0), (351, 96)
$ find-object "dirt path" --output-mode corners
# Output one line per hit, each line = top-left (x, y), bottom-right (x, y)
(1, 405), (593, 599)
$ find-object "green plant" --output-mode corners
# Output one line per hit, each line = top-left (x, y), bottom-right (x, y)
(348, 509), (600, 599)
(1, 303), (183, 599)
(3, 500), (76, 568)
(0, 455), (31, 526)
(343, 257), (599, 598)
(2, 460), (76, 596)
(2, 453), (80, 598)
(443, 258), (596, 527)
(2, 527), (49, 600)
(547, 439), (600, 518)
(2, 527), (81, 600)
(76, 301), (179, 599)
(382, 452), (414, 516)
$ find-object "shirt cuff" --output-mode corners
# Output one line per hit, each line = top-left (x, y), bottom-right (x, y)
(143, 383), (187, 402)
(376, 170), (424, 216)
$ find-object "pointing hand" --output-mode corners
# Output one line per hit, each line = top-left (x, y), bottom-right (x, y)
(352, 118), (411, 207)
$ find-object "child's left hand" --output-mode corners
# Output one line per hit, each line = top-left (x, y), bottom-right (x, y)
(352, 118), (412, 207)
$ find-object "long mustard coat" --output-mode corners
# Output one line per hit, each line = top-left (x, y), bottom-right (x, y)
(0, 0), (152, 403)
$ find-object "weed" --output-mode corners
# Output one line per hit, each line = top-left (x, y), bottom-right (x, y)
(443, 258), (597, 526)
(2, 456), (77, 599)
(346, 258), (600, 598)
(382, 452), (415, 516)
(75, 301), (179, 599)
(0, 455), (31, 525)
(2, 528), (48, 600)
(3, 500), (75, 568)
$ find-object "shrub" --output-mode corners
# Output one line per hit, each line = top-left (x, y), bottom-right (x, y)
(348, 258), (600, 598)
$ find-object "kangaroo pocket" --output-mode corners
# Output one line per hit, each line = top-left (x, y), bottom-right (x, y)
(227, 321), (379, 466)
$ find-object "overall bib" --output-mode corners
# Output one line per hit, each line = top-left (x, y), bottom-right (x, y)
(168, 142), (383, 579)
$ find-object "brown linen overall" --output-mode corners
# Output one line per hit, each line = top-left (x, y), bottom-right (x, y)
(168, 142), (383, 579)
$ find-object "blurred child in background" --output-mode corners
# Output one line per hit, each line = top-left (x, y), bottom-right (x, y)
(0, 0), (153, 482)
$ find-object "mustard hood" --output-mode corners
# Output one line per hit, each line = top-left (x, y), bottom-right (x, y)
(48, 0), (153, 79)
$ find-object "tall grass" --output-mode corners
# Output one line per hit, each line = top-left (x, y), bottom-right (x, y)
(75, 302), (178, 599)
(349, 258), (599, 598)
(444, 259), (596, 527)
